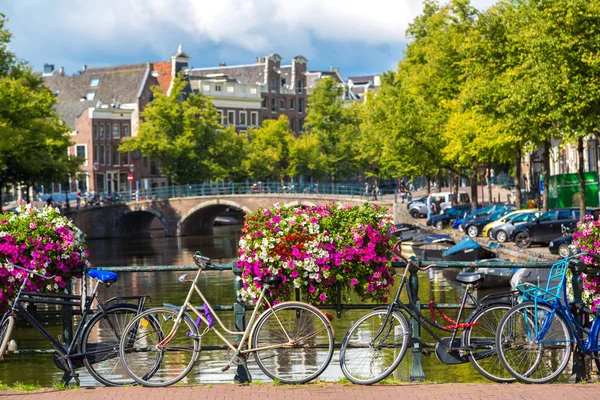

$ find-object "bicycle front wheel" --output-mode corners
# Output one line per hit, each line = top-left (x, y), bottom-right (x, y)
(252, 302), (334, 384)
(463, 302), (515, 383)
(496, 302), (572, 384)
(0, 315), (15, 361)
(119, 307), (200, 387)
(82, 304), (149, 386)
(339, 308), (410, 385)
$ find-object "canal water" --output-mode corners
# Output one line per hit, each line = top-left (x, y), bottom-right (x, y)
(0, 225), (508, 386)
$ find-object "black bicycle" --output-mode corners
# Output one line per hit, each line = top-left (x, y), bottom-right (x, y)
(339, 241), (517, 385)
(0, 260), (154, 386)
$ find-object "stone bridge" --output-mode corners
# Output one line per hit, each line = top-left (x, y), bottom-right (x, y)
(66, 194), (401, 239)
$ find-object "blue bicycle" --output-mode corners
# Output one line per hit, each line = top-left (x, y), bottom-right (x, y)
(495, 253), (600, 383)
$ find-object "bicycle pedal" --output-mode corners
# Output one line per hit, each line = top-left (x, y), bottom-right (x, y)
(221, 365), (231, 372)
(422, 350), (431, 357)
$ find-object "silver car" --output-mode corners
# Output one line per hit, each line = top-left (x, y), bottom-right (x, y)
(408, 192), (470, 218)
(490, 212), (540, 242)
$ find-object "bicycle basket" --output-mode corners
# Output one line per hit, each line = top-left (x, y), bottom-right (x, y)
(516, 259), (568, 303)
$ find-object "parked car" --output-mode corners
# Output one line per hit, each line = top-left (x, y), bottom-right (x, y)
(482, 209), (539, 239)
(453, 203), (516, 232)
(462, 209), (514, 238)
(408, 192), (470, 218)
(489, 211), (540, 242)
(426, 204), (472, 229)
(549, 235), (573, 258)
(511, 208), (584, 249)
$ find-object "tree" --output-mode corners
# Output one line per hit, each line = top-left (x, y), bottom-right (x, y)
(288, 132), (326, 179)
(305, 77), (358, 181)
(120, 74), (226, 184)
(0, 14), (81, 206)
(243, 115), (294, 181)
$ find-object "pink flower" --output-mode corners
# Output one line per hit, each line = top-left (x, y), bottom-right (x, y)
(350, 278), (358, 286)
(291, 271), (299, 278)
(309, 286), (316, 294)
(319, 293), (327, 302)
(29, 223), (37, 230)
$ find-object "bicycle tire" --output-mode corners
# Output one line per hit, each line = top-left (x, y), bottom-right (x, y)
(462, 302), (515, 383)
(339, 308), (410, 385)
(252, 302), (334, 384)
(496, 302), (572, 384)
(82, 304), (158, 386)
(0, 315), (15, 361)
(119, 307), (200, 387)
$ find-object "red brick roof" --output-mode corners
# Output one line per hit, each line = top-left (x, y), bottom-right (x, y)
(152, 62), (172, 94)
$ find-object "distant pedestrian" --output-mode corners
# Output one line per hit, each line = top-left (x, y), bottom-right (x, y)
(76, 189), (81, 209)
(46, 196), (53, 207)
(426, 194), (432, 220)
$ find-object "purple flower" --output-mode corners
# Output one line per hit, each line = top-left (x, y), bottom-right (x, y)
(309, 286), (316, 294)
(319, 293), (327, 302)
(350, 278), (358, 286)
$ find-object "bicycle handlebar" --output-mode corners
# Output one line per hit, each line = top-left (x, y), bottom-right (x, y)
(4, 259), (55, 279)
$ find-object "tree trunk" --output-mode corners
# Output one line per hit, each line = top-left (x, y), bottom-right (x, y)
(426, 175), (431, 196)
(470, 168), (478, 208)
(542, 139), (551, 212)
(578, 137), (586, 222)
(437, 171), (443, 193)
(454, 172), (460, 205)
(487, 164), (493, 206)
(514, 148), (522, 209)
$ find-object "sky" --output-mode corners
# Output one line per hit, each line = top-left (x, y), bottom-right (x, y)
(3, 0), (497, 79)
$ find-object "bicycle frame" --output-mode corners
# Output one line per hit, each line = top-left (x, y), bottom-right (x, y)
(167, 266), (293, 362)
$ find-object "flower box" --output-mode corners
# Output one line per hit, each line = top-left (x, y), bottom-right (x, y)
(237, 202), (396, 304)
(572, 215), (600, 311)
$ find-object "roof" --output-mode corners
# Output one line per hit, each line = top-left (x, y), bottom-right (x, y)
(348, 75), (376, 84)
(152, 61), (172, 94)
(306, 71), (344, 88)
(43, 63), (149, 129)
(190, 64), (266, 86)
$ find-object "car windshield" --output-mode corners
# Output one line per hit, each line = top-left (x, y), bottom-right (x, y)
(511, 213), (533, 223)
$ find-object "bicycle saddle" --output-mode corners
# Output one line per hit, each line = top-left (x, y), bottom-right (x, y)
(456, 272), (484, 285)
(88, 270), (118, 284)
(254, 276), (283, 287)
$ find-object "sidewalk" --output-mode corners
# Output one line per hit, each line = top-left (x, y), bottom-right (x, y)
(1, 383), (599, 400)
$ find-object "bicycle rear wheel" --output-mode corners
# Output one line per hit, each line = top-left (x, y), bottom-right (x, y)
(463, 302), (515, 383)
(339, 308), (409, 385)
(252, 302), (334, 384)
(0, 315), (15, 361)
(82, 304), (154, 386)
(496, 302), (572, 384)
(119, 307), (200, 387)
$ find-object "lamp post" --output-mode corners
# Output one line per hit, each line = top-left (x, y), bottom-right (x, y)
(128, 164), (134, 202)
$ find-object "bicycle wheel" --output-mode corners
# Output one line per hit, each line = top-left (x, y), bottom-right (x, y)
(0, 315), (15, 361)
(252, 302), (334, 384)
(339, 308), (410, 385)
(82, 304), (156, 386)
(496, 302), (572, 384)
(119, 307), (200, 387)
(462, 302), (515, 383)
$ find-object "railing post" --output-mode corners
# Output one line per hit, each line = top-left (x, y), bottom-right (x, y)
(232, 263), (251, 384)
(570, 266), (590, 382)
(408, 265), (426, 382)
(61, 277), (74, 385)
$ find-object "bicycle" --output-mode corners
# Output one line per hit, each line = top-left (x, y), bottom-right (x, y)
(339, 241), (517, 385)
(0, 260), (153, 386)
(118, 252), (335, 387)
(495, 253), (600, 384)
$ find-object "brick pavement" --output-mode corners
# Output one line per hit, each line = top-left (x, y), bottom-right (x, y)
(1, 383), (599, 400)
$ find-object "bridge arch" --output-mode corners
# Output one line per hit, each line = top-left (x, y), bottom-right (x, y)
(178, 199), (251, 236)
(115, 207), (166, 237)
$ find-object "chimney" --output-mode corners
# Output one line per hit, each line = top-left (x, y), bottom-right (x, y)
(219, 62), (226, 67)
(81, 65), (87, 74)
(332, 67), (339, 73)
(58, 66), (65, 76)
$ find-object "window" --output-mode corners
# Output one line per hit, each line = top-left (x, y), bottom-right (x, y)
(291, 118), (296, 132)
(297, 80), (303, 94)
(113, 124), (120, 138)
(538, 211), (555, 222)
(227, 111), (235, 126)
(217, 109), (226, 125)
(271, 78), (277, 92)
(106, 123), (111, 139)
(143, 156), (148, 168)
(96, 173), (105, 193)
(150, 160), (159, 175)
(299, 98), (304, 113)
(290, 98), (295, 110)
(281, 78), (286, 87)
(280, 98), (285, 110)
(202, 84), (210, 92)
(262, 97), (268, 108)
(100, 124), (105, 139)
(113, 150), (120, 166)
(94, 145), (99, 164)
(240, 111), (247, 126)
(107, 145), (111, 165)
(86, 91), (95, 101)
(76, 145), (86, 163)
(251, 112), (258, 126)
(250, 88), (257, 94)
(123, 152), (130, 166)
(299, 118), (304, 131)
(271, 98), (277, 112)
(90, 78), (100, 87)
(123, 124), (130, 137)
(100, 145), (105, 165)
(557, 210), (573, 220)
(93, 124), (98, 139)
(215, 85), (222, 92)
